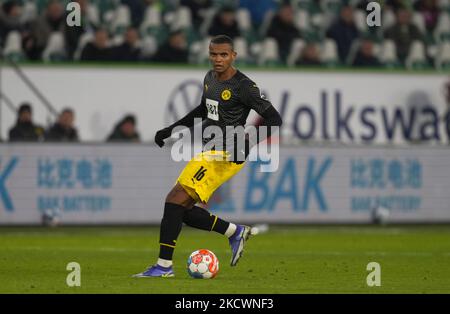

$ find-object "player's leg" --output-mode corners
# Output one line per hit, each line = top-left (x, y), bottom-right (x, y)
(158, 183), (196, 265)
(178, 154), (251, 267)
(183, 205), (237, 236)
(182, 206), (251, 266)
(133, 183), (196, 278)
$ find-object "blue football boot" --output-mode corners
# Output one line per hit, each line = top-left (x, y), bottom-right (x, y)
(132, 264), (175, 278)
(229, 225), (251, 266)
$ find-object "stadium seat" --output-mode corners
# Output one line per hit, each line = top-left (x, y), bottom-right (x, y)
(345, 39), (361, 66)
(311, 12), (328, 33)
(354, 9), (368, 34)
(405, 40), (429, 70)
(286, 38), (306, 67)
(234, 37), (250, 65)
(320, 0), (343, 15)
(294, 0), (321, 14)
(190, 37), (212, 65)
(35, 0), (50, 14)
(110, 5), (131, 35)
(87, 3), (101, 27)
(140, 5), (162, 31)
(294, 10), (324, 42)
(379, 39), (400, 68)
(382, 9), (396, 30)
(258, 10), (275, 38)
(73, 32), (95, 61)
(140, 35), (158, 59)
(412, 12), (426, 35)
(435, 42), (450, 70)
(140, 5), (168, 45)
(21, 0), (38, 24)
(294, 9), (310, 33)
(257, 38), (281, 66)
(236, 8), (252, 34)
(434, 12), (450, 42)
(3, 31), (25, 62)
(171, 6), (192, 30)
(111, 34), (124, 46)
(438, 0), (450, 10)
(199, 7), (217, 37)
(320, 38), (339, 67)
(42, 32), (67, 62)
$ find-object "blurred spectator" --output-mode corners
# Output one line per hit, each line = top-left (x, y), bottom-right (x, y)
(266, 2), (301, 63)
(208, 6), (241, 39)
(385, 0), (412, 12)
(356, 0), (372, 9)
(0, 0), (24, 45)
(239, 0), (277, 28)
(295, 43), (322, 66)
(107, 114), (140, 142)
(112, 27), (141, 61)
(64, 0), (98, 59)
(152, 30), (188, 63)
(181, 0), (213, 28)
(8, 103), (45, 142)
(352, 39), (382, 67)
(326, 5), (359, 63)
(121, 0), (147, 28)
(46, 108), (79, 142)
(414, 0), (439, 32)
(384, 8), (423, 64)
(23, 0), (65, 60)
(81, 28), (113, 61)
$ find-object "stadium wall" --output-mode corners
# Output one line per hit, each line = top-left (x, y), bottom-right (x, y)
(1, 66), (449, 145)
(0, 144), (449, 225)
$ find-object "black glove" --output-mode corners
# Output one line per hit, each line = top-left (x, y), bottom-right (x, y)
(231, 138), (251, 164)
(154, 127), (172, 147)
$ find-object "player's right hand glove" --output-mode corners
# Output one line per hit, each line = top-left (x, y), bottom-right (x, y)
(154, 127), (172, 147)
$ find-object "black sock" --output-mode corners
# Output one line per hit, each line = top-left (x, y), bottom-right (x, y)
(183, 205), (230, 235)
(159, 202), (186, 260)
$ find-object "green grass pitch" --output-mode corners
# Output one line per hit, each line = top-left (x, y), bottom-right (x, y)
(0, 225), (449, 293)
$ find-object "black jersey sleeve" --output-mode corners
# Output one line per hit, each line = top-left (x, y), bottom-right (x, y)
(167, 78), (207, 131)
(240, 79), (272, 115)
(168, 104), (207, 131)
(239, 79), (282, 151)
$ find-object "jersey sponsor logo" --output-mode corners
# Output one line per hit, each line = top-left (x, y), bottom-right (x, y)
(221, 89), (231, 101)
(206, 98), (219, 121)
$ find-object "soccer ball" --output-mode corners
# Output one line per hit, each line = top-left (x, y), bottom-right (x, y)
(187, 249), (219, 279)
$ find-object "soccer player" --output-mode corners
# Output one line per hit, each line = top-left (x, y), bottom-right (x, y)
(134, 35), (282, 277)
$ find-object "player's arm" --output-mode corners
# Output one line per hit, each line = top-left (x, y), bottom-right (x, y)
(242, 80), (282, 148)
(154, 99), (207, 148)
(232, 80), (282, 163)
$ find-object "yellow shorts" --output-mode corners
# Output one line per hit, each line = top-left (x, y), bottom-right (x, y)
(177, 150), (245, 203)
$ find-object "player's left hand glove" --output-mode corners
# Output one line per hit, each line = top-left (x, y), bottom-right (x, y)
(154, 127), (172, 147)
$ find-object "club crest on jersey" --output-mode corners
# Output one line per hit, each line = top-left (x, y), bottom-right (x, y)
(221, 89), (231, 101)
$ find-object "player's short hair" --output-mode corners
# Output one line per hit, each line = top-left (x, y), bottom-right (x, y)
(210, 35), (234, 50)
